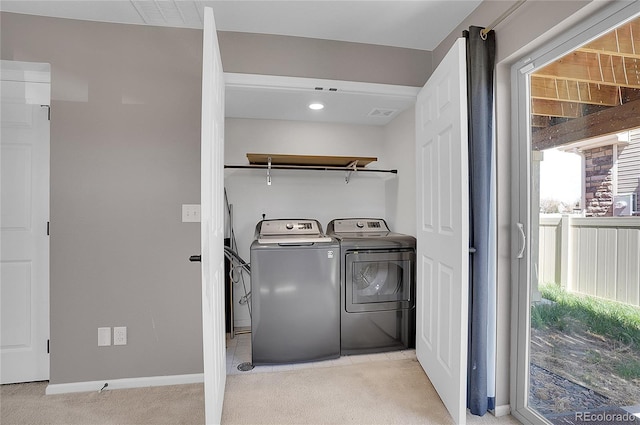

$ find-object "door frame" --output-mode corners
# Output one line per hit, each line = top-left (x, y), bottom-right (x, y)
(510, 3), (640, 424)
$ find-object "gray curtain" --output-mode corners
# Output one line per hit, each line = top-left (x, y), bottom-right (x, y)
(465, 26), (496, 416)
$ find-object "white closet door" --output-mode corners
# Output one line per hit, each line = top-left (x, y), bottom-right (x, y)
(1, 62), (50, 385)
(200, 7), (226, 424)
(415, 38), (469, 425)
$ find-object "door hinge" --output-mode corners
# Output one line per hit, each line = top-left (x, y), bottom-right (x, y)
(40, 105), (51, 120)
(47, 339), (50, 354)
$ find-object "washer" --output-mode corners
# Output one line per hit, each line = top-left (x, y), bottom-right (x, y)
(326, 218), (416, 355)
(250, 219), (340, 365)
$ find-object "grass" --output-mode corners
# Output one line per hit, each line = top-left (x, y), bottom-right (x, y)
(532, 283), (640, 380)
(531, 300), (567, 331)
(615, 359), (640, 379)
(533, 283), (640, 348)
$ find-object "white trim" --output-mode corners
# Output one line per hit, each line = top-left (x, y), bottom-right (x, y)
(492, 404), (511, 417)
(1, 60), (51, 105)
(45, 373), (204, 395)
(224, 72), (419, 99)
(0, 60), (51, 83)
(557, 132), (630, 152)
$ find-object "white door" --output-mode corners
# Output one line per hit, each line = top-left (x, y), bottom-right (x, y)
(415, 38), (469, 425)
(0, 61), (51, 384)
(200, 7), (226, 425)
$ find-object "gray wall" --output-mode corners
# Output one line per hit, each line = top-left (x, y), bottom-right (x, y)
(218, 31), (431, 87)
(1, 12), (204, 384)
(383, 107), (416, 236)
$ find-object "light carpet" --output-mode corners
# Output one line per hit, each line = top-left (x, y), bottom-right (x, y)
(2, 358), (519, 424)
(0, 380), (204, 424)
(223, 358), (517, 425)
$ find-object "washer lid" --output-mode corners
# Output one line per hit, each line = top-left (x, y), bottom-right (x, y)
(256, 219), (333, 244)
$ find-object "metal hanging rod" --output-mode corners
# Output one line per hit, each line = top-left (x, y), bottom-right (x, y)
(224, 163), (397, 184)
(481, 0), (526, 39)
(224, 164), (397, 173)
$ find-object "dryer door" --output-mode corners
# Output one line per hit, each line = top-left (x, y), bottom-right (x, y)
(345, 250), (415, 312)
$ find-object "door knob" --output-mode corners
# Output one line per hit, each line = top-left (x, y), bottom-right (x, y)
(189, 255), (201, 262)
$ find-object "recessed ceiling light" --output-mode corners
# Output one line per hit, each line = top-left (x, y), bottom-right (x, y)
(308, 102), (324, 110)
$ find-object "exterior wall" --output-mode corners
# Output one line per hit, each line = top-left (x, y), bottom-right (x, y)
(580, 128), (640, 218)
(618, 128), (640, 213)
(584, 145), (615, 216)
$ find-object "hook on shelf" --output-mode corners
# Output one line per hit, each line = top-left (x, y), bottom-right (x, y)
(345, 160), (359, 184)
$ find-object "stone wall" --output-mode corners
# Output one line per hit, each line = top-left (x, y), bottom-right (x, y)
(584, 146), (614, 216)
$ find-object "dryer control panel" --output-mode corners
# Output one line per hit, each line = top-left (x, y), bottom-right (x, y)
(329, 218), (389, 233)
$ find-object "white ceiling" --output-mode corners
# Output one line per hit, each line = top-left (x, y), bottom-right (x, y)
(0, 1), (482, 125)
(0, 0), (482, 51)
(225, 73), (421, 125)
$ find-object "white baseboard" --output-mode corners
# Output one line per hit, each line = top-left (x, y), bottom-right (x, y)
(45, 373), (204, 395)
(492, 404), (511, 417)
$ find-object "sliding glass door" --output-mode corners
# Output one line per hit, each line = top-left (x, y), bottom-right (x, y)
(511, 3), (640, 425)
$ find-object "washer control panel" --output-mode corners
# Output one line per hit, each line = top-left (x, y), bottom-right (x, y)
(259, 220), (320, 236)
(256, 219), (334, 244)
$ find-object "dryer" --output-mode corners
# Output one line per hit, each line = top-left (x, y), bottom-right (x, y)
(250, 219), (340, 365)
(326, 218), (416, 355)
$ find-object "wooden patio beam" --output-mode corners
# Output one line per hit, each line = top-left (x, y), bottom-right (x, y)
(532, 98), (640, 150)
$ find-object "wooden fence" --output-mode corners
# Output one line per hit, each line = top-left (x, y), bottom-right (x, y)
(537, 215), (640, 307)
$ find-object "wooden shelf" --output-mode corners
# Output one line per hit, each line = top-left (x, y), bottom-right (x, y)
(246, 153), (377, 168)
(225, 153), (395, 184)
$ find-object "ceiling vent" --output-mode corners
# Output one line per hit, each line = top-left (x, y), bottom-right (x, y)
(368, 108), (397, 118)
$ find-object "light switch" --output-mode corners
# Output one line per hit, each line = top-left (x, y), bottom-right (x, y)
(98, 327), (111, 346)
(182, 204), (201, 223)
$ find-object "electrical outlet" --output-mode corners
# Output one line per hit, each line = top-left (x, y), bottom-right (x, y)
(181, 204), (201, 222)
(113, 326), (127, 346)
(98, 327), (111, 346)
